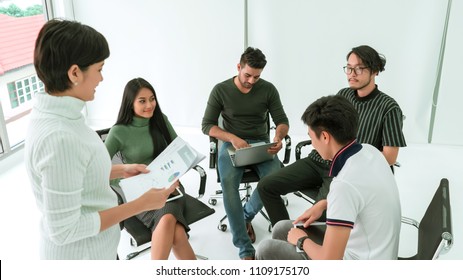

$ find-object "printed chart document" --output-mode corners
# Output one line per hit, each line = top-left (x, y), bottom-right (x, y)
(120, 137), (205, 202)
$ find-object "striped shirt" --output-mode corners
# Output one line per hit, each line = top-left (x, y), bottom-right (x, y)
(25, 92), (120, 259)
(308, 86), (406, 164)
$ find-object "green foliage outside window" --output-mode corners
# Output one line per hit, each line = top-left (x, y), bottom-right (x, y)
(0, 4), (43, 17)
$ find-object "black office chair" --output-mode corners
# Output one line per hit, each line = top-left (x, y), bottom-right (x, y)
(207, 126), (292, 233)
(399, 178), (453, 260)
(96, 128), (215, 260)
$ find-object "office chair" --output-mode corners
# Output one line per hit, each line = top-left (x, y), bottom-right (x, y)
(96, 128), (215, 260)
(399, 178), (453, 260)
(207, 126), (292, 233)
(292, 140), (322, 204)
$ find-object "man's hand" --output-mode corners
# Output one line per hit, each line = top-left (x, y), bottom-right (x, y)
(287, 227), (308, 246)
(268, 136), (283, 154)
(230, 136), (250, 150)
(293, 200), (327, 227)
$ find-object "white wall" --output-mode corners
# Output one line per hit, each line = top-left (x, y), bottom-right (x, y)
(72, 0), (461, 146)
(247, 0), (448, 143)
(432, 0), (463, 145)
(72, 0), (245, 129)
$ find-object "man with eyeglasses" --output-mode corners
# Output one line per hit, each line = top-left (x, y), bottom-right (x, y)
(257, 45), (406, 226)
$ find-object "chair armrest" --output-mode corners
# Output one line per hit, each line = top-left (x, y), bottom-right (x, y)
(401, 216), (419, 229)
(295, 140), (312, 160)
(283, 135), (292, 164)
(192, 164), (207, 198)
(209, 136), (218, 169)
(109, 185), (125, 230)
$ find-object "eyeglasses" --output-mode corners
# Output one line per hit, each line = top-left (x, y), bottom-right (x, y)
(343, 66), (368, 75)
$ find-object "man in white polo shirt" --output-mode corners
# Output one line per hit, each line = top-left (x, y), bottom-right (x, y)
(256, 95), (401, 260)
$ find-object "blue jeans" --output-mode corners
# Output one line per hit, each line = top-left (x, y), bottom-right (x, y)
(218, 139), (281, 259)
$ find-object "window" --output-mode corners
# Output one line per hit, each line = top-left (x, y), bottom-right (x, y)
(0, 0), (45, 157)
(7, 74), (43, 109)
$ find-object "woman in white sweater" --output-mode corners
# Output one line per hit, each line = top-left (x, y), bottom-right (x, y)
(25, 19), (177, 259)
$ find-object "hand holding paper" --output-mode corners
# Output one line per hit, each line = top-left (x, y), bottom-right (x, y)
(136, 181), (179, 212)
(122, 164), (150, 178)
(120, 137), (205, 202)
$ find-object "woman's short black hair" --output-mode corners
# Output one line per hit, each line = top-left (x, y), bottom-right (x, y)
(34, 19), (110, 94)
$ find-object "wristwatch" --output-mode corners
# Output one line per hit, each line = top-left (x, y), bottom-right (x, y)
(297, 236), (310, 251)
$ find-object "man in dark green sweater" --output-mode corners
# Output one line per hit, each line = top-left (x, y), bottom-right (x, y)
(202, 47), (289, 260)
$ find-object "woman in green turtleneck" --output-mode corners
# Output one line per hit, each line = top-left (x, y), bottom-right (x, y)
(104, 78), (196, 260)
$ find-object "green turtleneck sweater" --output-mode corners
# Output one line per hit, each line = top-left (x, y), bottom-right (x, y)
(104, 114), (177, 166)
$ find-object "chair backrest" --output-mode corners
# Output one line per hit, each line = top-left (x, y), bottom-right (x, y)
(416, 178), (453, 259)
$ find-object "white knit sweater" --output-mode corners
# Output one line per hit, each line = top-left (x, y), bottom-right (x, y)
(25, 92), (120, 259)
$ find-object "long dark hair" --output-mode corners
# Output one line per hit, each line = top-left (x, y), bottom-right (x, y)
(115, 77), (173, 159)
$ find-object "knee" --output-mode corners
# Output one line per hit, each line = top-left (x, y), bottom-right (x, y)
(159, 214), (177, 226)
(220, 173), (241, 189)
(272, 220), (293, 239)
(257, 175), (272, 191)
(257, 174), (280, 194)
(255, 239), (274, 260)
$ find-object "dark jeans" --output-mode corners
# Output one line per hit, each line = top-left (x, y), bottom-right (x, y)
(257, 156), (332, 226)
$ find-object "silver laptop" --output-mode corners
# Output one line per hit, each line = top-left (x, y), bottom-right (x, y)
(227, 142), (275, 167)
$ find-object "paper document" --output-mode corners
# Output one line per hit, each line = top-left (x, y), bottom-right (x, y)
(120, 137), (205, 202)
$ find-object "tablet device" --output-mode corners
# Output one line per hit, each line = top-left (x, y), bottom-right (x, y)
(167, 187), (183, 202)
(294, 222), (326, 250)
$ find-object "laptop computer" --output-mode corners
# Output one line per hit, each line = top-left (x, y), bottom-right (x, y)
(227, 142), (276, 167)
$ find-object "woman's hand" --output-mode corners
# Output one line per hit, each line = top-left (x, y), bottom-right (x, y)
(110, 164), (149, 180)
(137, 181), (179, 212)
(121, 164), (149, 178)
(99, 181), (179, 232)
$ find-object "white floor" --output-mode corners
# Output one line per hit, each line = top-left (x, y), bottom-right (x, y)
(0, 127), (461, 261)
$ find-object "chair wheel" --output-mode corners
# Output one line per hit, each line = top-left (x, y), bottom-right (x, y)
(218, 224), (227, 231)
(208, 198), (217, 206)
